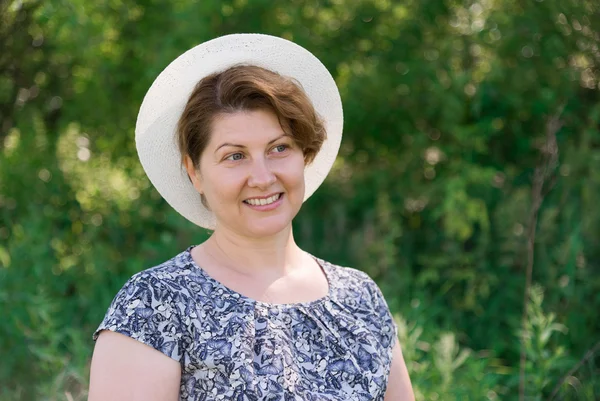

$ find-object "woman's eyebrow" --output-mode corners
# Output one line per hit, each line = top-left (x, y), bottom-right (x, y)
(214, 134), (290, 153)
(215, 142), (244, 153)
(267, 134), (290, 145)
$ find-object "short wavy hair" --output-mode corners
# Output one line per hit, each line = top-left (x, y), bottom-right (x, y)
(177, 65), (326, 170)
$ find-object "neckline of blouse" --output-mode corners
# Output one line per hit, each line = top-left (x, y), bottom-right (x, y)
(183, 246), (334, 309)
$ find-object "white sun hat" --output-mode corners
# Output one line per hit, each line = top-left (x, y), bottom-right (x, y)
(135, 33), (343, 229)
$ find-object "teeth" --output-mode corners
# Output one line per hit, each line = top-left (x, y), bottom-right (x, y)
(246, 193), (281, 206)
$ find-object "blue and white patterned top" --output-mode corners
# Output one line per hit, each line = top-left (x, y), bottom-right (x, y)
(93, 247), (398, 400)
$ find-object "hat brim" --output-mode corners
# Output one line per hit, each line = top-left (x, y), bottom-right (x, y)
(135, 33), (343, 229)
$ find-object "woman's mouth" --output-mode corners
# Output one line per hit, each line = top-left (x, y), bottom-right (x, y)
(243, 193), (284, 210)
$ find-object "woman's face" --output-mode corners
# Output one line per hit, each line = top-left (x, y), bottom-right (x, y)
(185, 109), (306, 238)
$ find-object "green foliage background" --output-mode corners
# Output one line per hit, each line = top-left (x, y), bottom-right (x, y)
(1, 0), (599, 399)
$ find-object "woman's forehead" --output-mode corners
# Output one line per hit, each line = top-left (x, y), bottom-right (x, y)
(209, 110), (288, 147)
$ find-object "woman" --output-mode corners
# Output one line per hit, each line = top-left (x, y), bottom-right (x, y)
(89, 34), (414, 401)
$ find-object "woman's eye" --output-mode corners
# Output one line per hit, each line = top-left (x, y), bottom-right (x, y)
(225, 153), (244, 161)
(273, 144), (288, 153)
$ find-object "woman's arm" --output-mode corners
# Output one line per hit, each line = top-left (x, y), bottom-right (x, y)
(88, 331), (181, 401)
(384, 341), (415, 401)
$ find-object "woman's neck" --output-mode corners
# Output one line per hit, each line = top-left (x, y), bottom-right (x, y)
(200, 224), (305, 279)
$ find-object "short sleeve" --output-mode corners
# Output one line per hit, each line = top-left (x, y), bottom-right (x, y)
(364, 276), (398, 352)
(93, 272), (185, 362)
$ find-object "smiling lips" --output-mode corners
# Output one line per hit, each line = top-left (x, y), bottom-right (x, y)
(243, 193), (283, 207)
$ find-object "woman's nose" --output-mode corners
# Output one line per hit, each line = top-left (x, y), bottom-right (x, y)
(247, 158), (276, 189)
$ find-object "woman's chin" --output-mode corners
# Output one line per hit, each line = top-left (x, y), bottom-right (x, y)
(243, 216), (293, 238)
(213, 202), (301, 238)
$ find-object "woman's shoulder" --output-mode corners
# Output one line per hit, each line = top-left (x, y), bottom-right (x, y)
(114, 247), (209, 302)
(313, 255), (383, 301)
(127, 248), (195, 282)
(96, 249), (199, 329)
(92, 249), (200, 359)
(315, 255), (375, 286)
(316, 256), (398, 349)
(101, 246), (249, 320)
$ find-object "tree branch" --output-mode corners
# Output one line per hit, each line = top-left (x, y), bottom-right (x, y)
(0, 0), (45, 147)
(547, 340), (600, 400)
(519, 104), (564, 401)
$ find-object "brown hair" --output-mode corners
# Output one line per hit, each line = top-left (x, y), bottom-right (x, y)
(177, 65), (326, 170)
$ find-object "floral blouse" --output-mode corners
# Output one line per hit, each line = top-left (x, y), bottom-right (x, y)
(93, 247), (398, 400)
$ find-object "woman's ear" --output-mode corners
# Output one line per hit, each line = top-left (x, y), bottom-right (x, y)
(183, 155), (203, 194)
